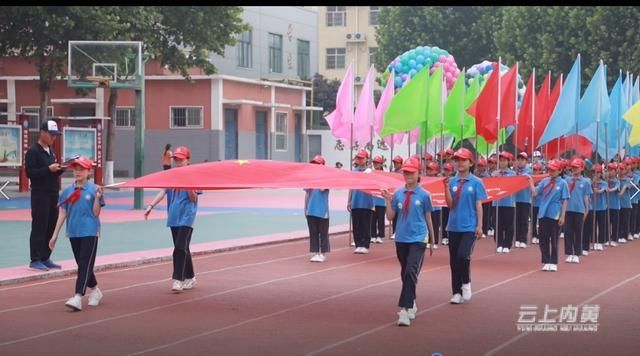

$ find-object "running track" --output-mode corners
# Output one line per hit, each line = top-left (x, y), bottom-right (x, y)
(0, 235), (638, 355)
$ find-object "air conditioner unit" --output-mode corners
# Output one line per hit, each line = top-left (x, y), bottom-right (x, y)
(346, 32), (366, 42)
(354, 75), (363, 83)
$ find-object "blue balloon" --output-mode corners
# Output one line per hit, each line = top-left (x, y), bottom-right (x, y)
(408, 60), (417, 69)
(409, 69), (417, 77)
(416, 63), (424, 71)
(402, 65), (410, 73)
(416, 55), (425, 64)
(395, 76), (403, 88)
(394, 63), (403, 73)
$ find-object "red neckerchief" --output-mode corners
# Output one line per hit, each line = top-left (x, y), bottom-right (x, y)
(541, 177), (557, 198)
(569, 176), (579, 193)
(58, 186), (82, 207)
(452, 178), (468, 208)
(402, 190), (414, 220)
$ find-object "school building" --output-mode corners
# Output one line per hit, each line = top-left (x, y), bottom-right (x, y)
(0, 6), (322, 176)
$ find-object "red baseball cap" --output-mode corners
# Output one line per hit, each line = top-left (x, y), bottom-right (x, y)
(607, 162), (618, 170)
(517, 152), (528, 159)
(533, 163), (543, 171)
(355, 149), (369, 159)
(570, 158), (585, 169)
(373, 155), (384, 164)
(401, 158), (421, 173)
(423, 152), (433, 161)
(443, 162), (455, 172)
(392, 155), (404, 163)
(619, 162), (627, 170)
(68, 156), (95, 169)
(547, 160), (562, 171)
(477, 159), (487, 167)
(499, 151), (513, 161)
(310, 155), (326, 165)
(592, 164), (603, 172)
(172, 146), (191, 159)
(488, 156), (497, 164)
(426, 161), (440, 172)
(453, 148), (474, 162)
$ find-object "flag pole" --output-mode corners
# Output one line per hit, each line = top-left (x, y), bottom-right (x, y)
(461, 67), (466, 147)
(349, 63), (354, 248)
(529, 67), (536, 245)
(495, 58), (502, 253)
(593, 60), (603, 249)
(618, 69), (622, 161)
(513, 62), (519, 243)
(557, 73), (564, 159)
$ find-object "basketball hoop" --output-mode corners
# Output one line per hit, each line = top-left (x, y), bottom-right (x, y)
(85, 76), (111, 88)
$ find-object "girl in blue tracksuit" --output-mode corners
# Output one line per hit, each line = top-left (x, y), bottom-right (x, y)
(50, 157), (106, 311)
(305, 155), (330, 262)
(585, 165), (607, 251)
(606, 163), (621, 247)
(491, 152), (516, 253)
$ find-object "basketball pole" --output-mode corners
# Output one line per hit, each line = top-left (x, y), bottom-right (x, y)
(134, 56), (147, 210)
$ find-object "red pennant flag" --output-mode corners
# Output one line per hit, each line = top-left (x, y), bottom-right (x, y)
(468, 63), (500, 143)
(515, 73), (535, 152)
(533, 72), (552, 150)
(499, 64), (519, 128)
(540, 74), (564, 156)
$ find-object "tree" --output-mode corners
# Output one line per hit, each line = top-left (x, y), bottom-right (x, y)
(1, 6), (248, 183)
(312, 73), (341, 115)
(374, 6), (504, 74)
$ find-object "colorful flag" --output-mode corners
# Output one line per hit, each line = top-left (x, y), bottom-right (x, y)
(576, 62), (612, 159)
(499, 63), (519, 128)
(515, 72), (537, 152)
(324, 63), (354, 143)
(374, 70), (404, 146)
(538, 54), (581, 147)
(468, 62), (501, 143)
(381, 66), (429, 137)
(353, 65), (375, 145)
(422, 66), (445, 144)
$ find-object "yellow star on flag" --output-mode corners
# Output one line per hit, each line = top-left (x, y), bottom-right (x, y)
(235, 160), (250, 165)
(623, 101), (640, 146)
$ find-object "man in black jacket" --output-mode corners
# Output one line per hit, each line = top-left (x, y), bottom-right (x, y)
(26, 120), (65, 271)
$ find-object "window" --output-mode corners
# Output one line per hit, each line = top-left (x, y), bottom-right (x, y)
(0, 104), (7, 124)
(369, 6), (380, 26)
(327, 6), (346, 27)
(115, 107), (136, 128)
(268, 33), (283, 73)
(369, 47), (378, 67)
(326, 48), (346, 69)
(275, 112), (288, 151)
(237, 30), (252, 68)
(297, 39), (310, 79)
(170, 107), (203, 128)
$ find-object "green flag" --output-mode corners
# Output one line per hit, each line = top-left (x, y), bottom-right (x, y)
(462, 79), (481, 139)
(421, 66), (444, 144)
(443, 73), (466, 141)
(381, 67), (429, 137)
(475, 128), (508, 156)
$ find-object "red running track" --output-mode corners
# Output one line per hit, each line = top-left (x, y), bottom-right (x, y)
(0, 235), (639, 355)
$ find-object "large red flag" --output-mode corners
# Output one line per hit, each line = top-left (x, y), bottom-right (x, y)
(544, 135), (592, 159)
(533, 72), (552, 149)
(468, 63), (500, 143)
(516, 73), (536, 152)
(500, 64), (519, 128)
(540, 74), (563, 156)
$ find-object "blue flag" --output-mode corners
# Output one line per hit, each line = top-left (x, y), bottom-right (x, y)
(608, 74), (629, 153)
(577, 62), (612, 159)
(538, 55), (581, 147)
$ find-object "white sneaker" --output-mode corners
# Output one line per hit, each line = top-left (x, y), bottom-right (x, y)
(565, 255), (573, 263)
(310, 254), (321, 262)
(514, 242), (521, 248)
(611, 241), (618, 247)
(65, 295), (82, 311)
(618, 238), (627, 244)
(397, 309), (411, 326)
(503, 248), (510, 253)
(172, 280), (183, 292)
(582, 250), (589, 256)
(183, 277), (197, 289)
(521, 243), (527, 249)
(482, 234), (487, 239)
(497, 247), (504, 253)
(549, 264), (558, 272)
(542, 264), (550, 271)
(390, 234), (395, 240)
(488, 229), (495, 236)
(450, 293), (464, 304)
(426, 243), (431, 248)
(377, 237), (384, 244)
(560, 232), (565, 238)
(353, 247), (361, 254)
(360, 247), (369, 254)
(407, 302), (417, 320)
(87, 287), (103, 306)
(462, 283), (472, 301)
(432, 244), (439, 249)
(595, 244), (601, 251)
(573, 255), (580, 263)
(634, 233), (639, 239)
(350, 241), (356, 247)
(442, 238), (449, 245)
(532, 238), (539, 244)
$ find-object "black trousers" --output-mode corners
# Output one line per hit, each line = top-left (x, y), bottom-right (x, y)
(495, 207), (515, 248)
(70, 237), (98, 295)
(539, 218), (559, 264)
(370, 206), (386, 238)
(620, 208), (631, 240)
(431, 210), (441, 244)
(482, 202), (492, 235)
(307, 216), (330, 253)
(441, 207), (450, 240)
(448, 232), (475, 295)
(564, 211), (584, 256)
(532, 207), (539, 238)
(163, 165), (171, 170)
(595, 211), (607, 243)
(609, 209), (620, 243)
(30, 191), (59, 263)
(515, 202), (531, 243)
(583, 211), (594, 251)
(633, 203), (640, 234)
(392, 215), (397, 234)
(396, 242), (426, 309)
(170, 226), (195, 281)
(352, 209), (373, 248)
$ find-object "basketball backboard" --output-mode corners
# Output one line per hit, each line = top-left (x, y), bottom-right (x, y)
(68, 41), (143, 89)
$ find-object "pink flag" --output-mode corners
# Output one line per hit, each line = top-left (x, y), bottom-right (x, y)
(375, 70), (405, 146)
(353, 65), (375, 145)
(325, 63), (354, 143)
(409, 126), (421, 144)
